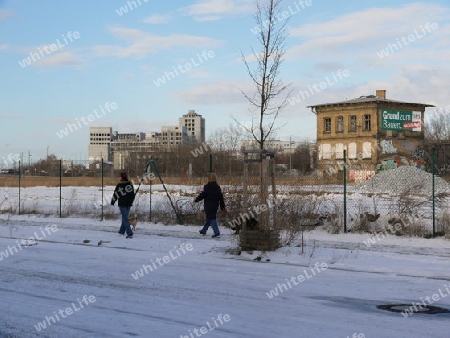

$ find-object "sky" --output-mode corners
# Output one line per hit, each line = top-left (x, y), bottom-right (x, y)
(0, 0), (449, 163)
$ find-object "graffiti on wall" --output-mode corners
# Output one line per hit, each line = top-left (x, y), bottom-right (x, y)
(411, 148), (424, 160)
(377, 139), (426, 171)
(349, 169), (376, 183)
(380, 139), (397, 154)
(377, 156), (426, 171)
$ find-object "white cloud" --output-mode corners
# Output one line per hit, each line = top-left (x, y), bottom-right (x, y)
(173, 79), (251, 105)
(0, 114), (25, 120)
(313, 62), (347, 73)
(290, 66), (450, 112)
(142, 14), (173, 24)
(0, 44), (9, 50)
(180, 0), (254, 21)
(186, 69), (211, 79)
(140, 65), (157, 76)
(94, 27), (223, 58)
(356, 68), (450, 108)
(287, 3), (450, 60)
(33, 52), (83, 68)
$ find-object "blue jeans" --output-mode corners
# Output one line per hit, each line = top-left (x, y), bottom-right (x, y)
(119, 206), (133, 236)
(201, 218), (220, 235)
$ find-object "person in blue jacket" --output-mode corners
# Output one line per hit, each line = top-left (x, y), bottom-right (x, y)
(111, 171), (135, 238)
(194, 173), (226, 238)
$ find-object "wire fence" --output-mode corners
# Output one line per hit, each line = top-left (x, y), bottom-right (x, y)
(0, 152), (449, 239)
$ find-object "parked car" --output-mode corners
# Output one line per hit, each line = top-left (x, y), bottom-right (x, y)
(1, 169), (16, 174)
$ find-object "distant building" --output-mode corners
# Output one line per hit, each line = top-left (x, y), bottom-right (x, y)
(308, 90), (434, 178)
(88, 127), (113, 162)
(112, 132), (145, 153)
(179, 110), (205, 143)
(88, 111), (205, 168)
(161, 125), (188, 146)
(241, 139), (302, 154)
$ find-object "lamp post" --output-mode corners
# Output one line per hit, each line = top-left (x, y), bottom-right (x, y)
(289, 137), (295, 171)
(289, 136), (292, 170)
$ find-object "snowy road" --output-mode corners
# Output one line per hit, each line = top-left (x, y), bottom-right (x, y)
(0, 217), (449, 337)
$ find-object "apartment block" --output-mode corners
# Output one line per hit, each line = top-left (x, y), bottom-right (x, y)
(88, 111), (205, 167)
(88, 127), (113, 162)
(179, 110), (205, 143)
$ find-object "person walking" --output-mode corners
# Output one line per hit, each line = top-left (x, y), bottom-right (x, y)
(111, 171), (135, 238)
(194, 173), (226, 238)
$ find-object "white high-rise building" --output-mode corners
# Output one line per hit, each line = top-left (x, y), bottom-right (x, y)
(88, 111), (205, 165)
(88, 127), (113, 162)
(161, 126), (188, 146)
(179, 110), (205, 144)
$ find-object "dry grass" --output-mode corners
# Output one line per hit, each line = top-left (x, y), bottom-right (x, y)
(0, 175), (342, 188)
(0, 176), (118, 187)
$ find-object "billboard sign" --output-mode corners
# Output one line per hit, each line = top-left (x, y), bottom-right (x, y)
(381, 109), (421, 131)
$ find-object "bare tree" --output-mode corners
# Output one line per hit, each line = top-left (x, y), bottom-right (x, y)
(207, 125), (245, 153)
(239, 0), (291, 150)
(425, 109), (450, 144)
(238, 0), (291, 245)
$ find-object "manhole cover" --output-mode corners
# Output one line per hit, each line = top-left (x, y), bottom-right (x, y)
(377, 304), (450, 315)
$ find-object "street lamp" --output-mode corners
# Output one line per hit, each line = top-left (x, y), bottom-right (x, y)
(289, 137), (295, 171)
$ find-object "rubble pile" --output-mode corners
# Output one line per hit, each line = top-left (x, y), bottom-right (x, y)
(353, 166), (450, 194)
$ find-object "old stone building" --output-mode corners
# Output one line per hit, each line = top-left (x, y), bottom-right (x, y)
(308, 90), (434, 181)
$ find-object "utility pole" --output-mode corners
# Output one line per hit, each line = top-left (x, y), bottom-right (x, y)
(289, 135), (295, 170)
(289, 136), (292, 171)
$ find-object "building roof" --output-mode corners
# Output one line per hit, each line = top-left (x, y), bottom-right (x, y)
(308, 95), (435, 109)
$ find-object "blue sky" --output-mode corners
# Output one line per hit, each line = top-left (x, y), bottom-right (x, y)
(0, 0), (449, 163)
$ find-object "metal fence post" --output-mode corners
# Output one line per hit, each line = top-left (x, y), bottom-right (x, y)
(149, 164), (152, 222)
(101, 158), (104, 221)
(432, 147), (435, 237)
(59, 159), (62, 218)
(18, 160), (21, 215)
(343, 149), (347, 233)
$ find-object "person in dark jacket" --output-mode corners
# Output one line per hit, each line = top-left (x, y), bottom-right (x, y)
(194, 173), (226, 238)
(111, 171), (135, 238)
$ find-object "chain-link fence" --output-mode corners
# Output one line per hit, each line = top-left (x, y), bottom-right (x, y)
(0, 150), (448, 240)
(341, 165), (449, 238)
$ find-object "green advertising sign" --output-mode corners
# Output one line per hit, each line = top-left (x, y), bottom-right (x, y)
(381, 109), (421, 131)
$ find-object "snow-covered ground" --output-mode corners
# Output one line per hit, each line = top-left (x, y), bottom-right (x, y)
(1, 211), (449, 338)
